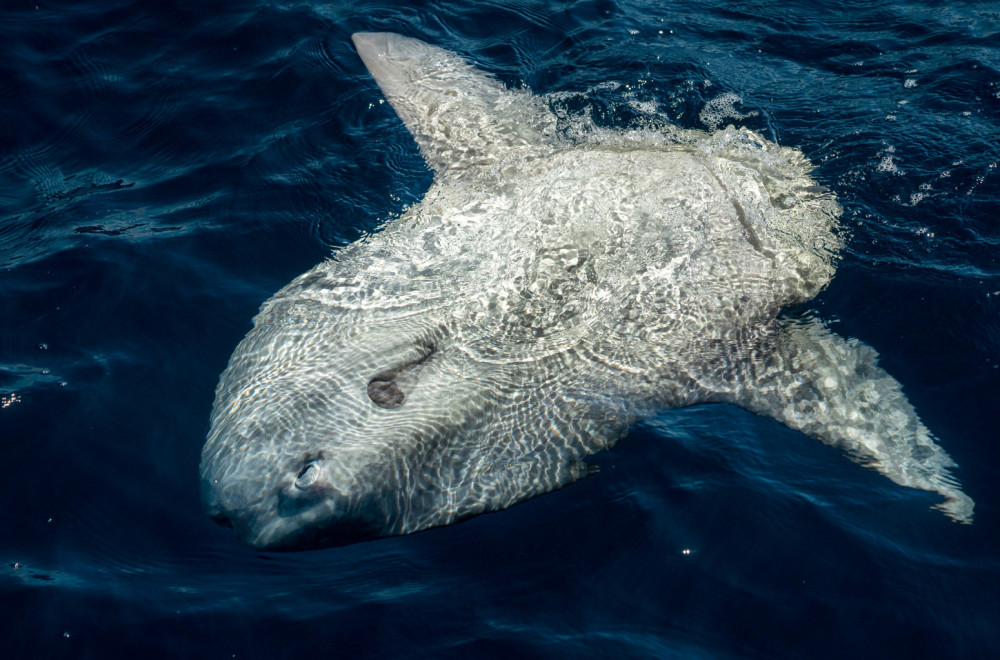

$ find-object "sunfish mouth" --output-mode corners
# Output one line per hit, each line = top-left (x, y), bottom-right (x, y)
(204, 470), (389, 551)
(244, 515), (385, 551)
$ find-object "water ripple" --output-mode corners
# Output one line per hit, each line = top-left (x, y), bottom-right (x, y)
(2, 1), (998, 658)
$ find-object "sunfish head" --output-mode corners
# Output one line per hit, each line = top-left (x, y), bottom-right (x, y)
(200, 304), (450, 550)
(201, 440), (388, 551)
(199, 293), (587, 550)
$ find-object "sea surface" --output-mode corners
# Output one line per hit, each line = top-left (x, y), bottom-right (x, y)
(2, 1), (999, 658)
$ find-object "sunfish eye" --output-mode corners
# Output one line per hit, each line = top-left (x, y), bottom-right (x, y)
(367, 377), (405, 409)
(295, 462), (320, 488)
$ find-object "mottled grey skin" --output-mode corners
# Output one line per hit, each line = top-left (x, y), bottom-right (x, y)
(200, 33), (973, 551)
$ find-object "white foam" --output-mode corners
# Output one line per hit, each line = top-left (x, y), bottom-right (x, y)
(698, 92), (759, 131)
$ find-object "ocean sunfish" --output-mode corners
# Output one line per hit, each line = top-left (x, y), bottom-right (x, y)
(200, 32), (973, 550)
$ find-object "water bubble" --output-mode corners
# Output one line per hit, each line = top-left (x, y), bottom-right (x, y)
(877, 155), (899, 174)
(698, 93), (758, 131)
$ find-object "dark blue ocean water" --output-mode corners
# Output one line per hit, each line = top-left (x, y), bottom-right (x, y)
(2, 1), (999, 658)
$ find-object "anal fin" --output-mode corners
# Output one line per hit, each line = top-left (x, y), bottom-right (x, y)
(731, 319), (974, 523)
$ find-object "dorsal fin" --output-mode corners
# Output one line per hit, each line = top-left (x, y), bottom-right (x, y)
(352, 32), (557, 173)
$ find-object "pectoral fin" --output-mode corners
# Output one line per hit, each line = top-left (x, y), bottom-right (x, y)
(731, 318), (973, 523)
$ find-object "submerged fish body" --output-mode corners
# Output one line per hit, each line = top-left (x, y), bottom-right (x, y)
(200, 33), (973, 551)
